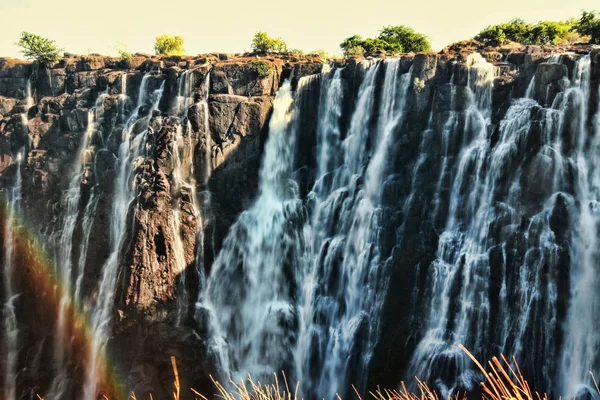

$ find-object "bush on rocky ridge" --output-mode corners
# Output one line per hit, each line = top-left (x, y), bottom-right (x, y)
(577, 10), (600, 44)
(251, 31), (288, 53)
(154, 34), (185, 55)
(251, 61), (272, 79)
(16, 32), (61, 64)
(115, 41), (132, 68)
(340, 25), (432, 56)
(474, 18), (578, 46)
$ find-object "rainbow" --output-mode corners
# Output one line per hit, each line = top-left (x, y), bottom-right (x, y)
(0, 194), (129, 400)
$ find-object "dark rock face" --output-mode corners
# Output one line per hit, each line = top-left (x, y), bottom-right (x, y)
(533, 62), (568, 106)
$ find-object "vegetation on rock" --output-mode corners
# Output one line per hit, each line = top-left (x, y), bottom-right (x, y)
(577, 10), (600, 44)
(340, 25), (432, 56)
(251, 31), (288, 53)
(16, 32), (61, 64)
(115, 41), (132, 68)
(474, 13), (599, 46)
(251, 61), (272, 79)
(154, 34), (185, 55)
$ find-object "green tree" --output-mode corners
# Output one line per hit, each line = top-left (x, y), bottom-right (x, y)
(340, 34), (365, 53)
(344, 45), (365, 56)
(377, 25), (432, 52)
(340, 26), (431, 57)
(577, 10), (600, 44)
(362, 37), (398, 53)
(16, 32), (61, 64)
(474, 18), (576, 46)
(251, 31), (288, 53)
(474, 19), (528, 46)
(154, 35), (185, 55)
(526, 20), (575, 45)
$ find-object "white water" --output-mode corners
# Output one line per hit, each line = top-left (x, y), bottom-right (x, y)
(298, 59), (412, 398)
(3, 152), (23, 400)
(406, 54), (498, 395)
(201, 59), (415, 397)
(5, 51), (600, 399)
(83, 75), (165, 399)
(406, 53), (600, 398)
(3, 80), (33, 400)
(49, 92), (108, 399)
(559, 55), (600, 396)
(201, 77), (300, 381)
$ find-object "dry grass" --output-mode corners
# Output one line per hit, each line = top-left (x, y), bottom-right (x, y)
(37, 345), (599, 400)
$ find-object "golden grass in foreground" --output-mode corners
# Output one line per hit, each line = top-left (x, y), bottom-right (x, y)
(38, 346), (600, 400)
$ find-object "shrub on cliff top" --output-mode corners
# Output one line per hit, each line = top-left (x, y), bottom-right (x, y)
(115, 41), (132, 68)
(577, 10), (600, 44)
(154, 34), (185, 56)
(16, 32), (61, 64)
(251, 31), (288, 53)
(378, 25), (433, 53)
(340, 25), (432, 57)
(474, 18), (577, 46)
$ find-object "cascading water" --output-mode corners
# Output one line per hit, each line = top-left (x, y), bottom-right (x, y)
(4, 47), (600, 400)
(3, 79), (33, 400)
(49, 91), (109, 399)
(199, 51), (600, 398)
(3, 151), (23, 400)
(172, 69), (208, 323)
(200, 77), (303, 381)
(83, 76), (165, 399)
(406, 54), (497, 395)
(297, 59), (413, 399)
(559, 55), (600, 396)
(405, 53), (600, 397)
(201, 59), (415, 397)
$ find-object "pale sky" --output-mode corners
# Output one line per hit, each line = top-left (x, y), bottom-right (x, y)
(0, 0), (598, 59)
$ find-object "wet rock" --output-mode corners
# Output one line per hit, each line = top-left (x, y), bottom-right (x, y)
(211, 60), (280, 96)
(0, 97), (17, 114)
(533, 62), (567, 106)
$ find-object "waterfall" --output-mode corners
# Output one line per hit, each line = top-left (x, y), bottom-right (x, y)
(3, 79), (33, 400)
(3, 152), (23, 400)
(5, 48), (600, 399)
(560, 55), (600, 396)
(200, 77), (302, 382)
(402, 53), (600, 397)
(296, 59), (413, 398)
(201, 59), (415, 397)
(49, 91), (108, 399)
(83, 76), (165, 399)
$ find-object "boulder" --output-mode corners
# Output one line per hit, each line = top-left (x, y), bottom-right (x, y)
(533, 62), (567, 106)
(0, 97), (17, 114)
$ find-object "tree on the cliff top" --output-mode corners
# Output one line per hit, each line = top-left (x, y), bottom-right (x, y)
(340, 25), (431, 57)
(16, 32), (61, 64)
(251, 31), (288, 53)
(474, 18), (579, 46)
(378, 25), (432, 52)
(154, 34), (185, 56)
(577, 10), (600, 44)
